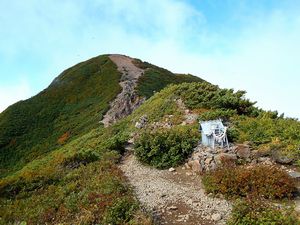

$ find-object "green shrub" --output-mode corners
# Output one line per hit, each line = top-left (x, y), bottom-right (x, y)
(175, 83), (256, 115)
(228, 199), (299, 225)
(62, 150), (100, 168)
(202, 165), (296, 199)
(135, 126), (200, 169)
(103, 197), (138, 225)
(198, 109), (237, 121)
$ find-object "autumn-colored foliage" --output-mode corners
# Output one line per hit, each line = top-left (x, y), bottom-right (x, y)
(202, 164), (297, 199)
(57, 131), (71, 145)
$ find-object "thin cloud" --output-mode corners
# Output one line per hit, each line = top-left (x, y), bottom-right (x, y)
(0, 0), (299, 118)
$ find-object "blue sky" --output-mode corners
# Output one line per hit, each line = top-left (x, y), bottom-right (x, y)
(0, 0), (300, 118)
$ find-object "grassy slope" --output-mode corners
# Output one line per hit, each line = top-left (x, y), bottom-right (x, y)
(1, 82), (300, 224)
(133, 58), (205, 98)
(0, 55), (122, 176)
(0, 55), (208, 224)
(1, 54), (299, 224)
(0, 55), (205, 177)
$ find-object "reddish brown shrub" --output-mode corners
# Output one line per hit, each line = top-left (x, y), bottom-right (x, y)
(57, 131), (71, 145)
(202, 164), (297, 199)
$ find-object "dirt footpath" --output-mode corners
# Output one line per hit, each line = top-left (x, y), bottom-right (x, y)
(119, 154), (232, 225)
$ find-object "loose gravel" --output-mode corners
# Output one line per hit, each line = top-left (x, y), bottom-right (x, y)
(119, 154), (232, 225)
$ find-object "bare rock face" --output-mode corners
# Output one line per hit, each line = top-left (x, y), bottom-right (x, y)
(102, 54), (146, 127)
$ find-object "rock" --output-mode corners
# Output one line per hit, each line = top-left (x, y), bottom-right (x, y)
(288, 171), (300, 179)
(127, 138), (135, 144)
(135, 115), (148, 129)
(187, 199), (193, 205)
(184, 113), (198, 124)
(235, 144), (250, 159)
(169, 167), (176, 172)
(272, 151), (294, 164)
(251, 159), (258, 165)
(211, 213), (222, 221)
(215, 193), (224, 199)
(185, 163), (191, 169)
(167, 205), (178, 210)
(214, 153), (237, 165)
(205, 157), (213, 165)
(258, 157), (270, 162)
(188, 160), (202, 172)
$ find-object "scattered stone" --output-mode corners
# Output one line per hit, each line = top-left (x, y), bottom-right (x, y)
(211, 213), (222, 221)
(188, 160), (202, 173)
(235, 144), (250, 159)
(288, 171), (300, 179)
(205, 157), (213, 165)
(272, 151), (294, 164)
(167, 205), (178, 210)
(207, 193), (214, 198)
(119, 154), (232, 225)
(185, 163), (191, 170)
(135, 115), (148, 129)
(214, 153), (237, 165)
(169, 167), (176, 172)
(186, 172), (193, 176)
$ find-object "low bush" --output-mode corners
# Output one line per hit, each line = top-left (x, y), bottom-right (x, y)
(62, 150), (100, 168)
(202, 165), (296, 199)
(135, 126), (200, 169)
(198, 109), (237, 121)
(228, 198), (299, 225)
(103, 197), (138, 225)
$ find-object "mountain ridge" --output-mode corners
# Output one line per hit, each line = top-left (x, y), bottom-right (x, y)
(0, 54), (300, 225)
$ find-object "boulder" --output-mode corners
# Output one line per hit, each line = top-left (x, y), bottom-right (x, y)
(235, 144), (250, 159)
(288, 171), (300, 179)
(272, 151), (294, 164)
(215, 153), (237, 165)
(188, 160), (202, 172)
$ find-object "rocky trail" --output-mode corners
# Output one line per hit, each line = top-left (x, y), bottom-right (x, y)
(119, 147), (232, 225)
(102, 54), (145, 127)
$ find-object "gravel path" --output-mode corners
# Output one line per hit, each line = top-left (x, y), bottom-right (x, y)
(119, 154), (232, 225)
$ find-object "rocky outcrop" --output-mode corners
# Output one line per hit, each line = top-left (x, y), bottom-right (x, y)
(102, 54), (146, 127)
(187, 144), (252, 173)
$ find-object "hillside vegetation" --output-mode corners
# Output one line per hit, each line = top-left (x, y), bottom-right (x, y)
(0, 55), (204, 177)
(0, 55), (299, 224)
(0, 55), (122, 176)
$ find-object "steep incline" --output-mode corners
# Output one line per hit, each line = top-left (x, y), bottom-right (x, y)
(0, 55), (121, 176)
(102, 55), (146, 127)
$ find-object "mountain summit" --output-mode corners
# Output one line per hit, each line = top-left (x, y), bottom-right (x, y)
(0, 54), (203, 176)
(0, 54), (299, 225)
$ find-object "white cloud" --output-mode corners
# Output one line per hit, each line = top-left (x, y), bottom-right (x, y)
(0, 0), (299, 119)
